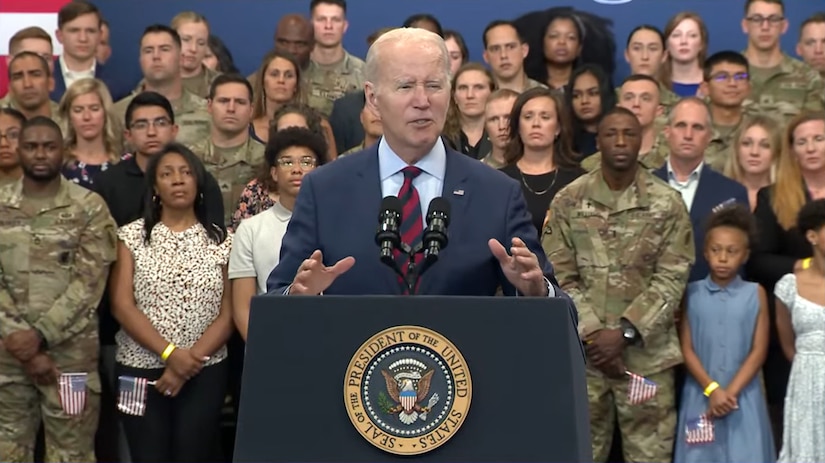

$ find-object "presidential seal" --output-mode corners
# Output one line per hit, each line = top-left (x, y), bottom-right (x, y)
(344, 326), (472, 455)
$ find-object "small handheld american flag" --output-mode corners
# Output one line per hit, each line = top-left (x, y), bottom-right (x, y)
(118, 375), (150, 416)
(58, 372), (88, 416)
(626, 371), (658, 405)
(685, 414), (715, 444)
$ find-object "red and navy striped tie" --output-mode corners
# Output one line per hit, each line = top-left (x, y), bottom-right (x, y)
(395, 166), (424, 293)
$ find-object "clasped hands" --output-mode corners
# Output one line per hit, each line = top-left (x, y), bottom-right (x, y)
(706, 386), (739, 418)
(3, 329), (57, 385)
(155, 348), (209, 398)
(584, 329), (627, 379)
(289, 238), (548, 296)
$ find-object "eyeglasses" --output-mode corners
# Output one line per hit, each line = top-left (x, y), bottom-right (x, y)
(710, 72), (749, 83)
(276, 157), (317, 170)
(129, 117), (172, 131)
(745, 15), (784, 26)
(0, 129), (20, 142)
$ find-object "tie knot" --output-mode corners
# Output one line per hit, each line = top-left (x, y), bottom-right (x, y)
(402, 166), (422, 180)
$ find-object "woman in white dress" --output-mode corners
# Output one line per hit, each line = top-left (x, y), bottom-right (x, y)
(775, 199), (825, 463)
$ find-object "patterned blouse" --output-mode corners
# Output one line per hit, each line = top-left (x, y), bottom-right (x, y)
(230, 178), (276, 231)
(62, 153), (132, 189)
(115, 219), (233, 369)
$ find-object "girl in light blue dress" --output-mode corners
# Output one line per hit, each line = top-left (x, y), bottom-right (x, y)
(674, 204), (775, 462)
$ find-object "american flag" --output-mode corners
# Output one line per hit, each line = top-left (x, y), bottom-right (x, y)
(685, 414), (715, 445)
(58, 372), (87, 416)
(118, 375), (149, 417)
(626, 371), (658, 405)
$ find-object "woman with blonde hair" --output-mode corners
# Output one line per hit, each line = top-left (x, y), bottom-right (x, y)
(443, 62), (496, 159)
(59, 77), (124, 189)
(748, 111), (825, 446)
(725, 115), (781, 210)
(660, 12), (709, 97)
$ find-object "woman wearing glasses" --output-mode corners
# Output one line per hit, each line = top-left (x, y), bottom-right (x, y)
(229, 127), (327, 340)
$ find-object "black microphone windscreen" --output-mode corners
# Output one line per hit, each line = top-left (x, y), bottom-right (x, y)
(426, 197), (451, 225)
(380, 196), (403, 217)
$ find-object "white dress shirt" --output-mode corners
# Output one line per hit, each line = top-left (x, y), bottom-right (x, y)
(59, 55), (95, 90)
(378, 136), (445, 218)
(666, 160), (703, 211)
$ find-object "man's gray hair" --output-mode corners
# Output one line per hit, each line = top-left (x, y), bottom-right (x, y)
(667, 96), (713, 127)
(364, 27), (450, 90)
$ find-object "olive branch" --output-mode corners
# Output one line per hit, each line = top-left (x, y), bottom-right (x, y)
(377, 391), (394, 414)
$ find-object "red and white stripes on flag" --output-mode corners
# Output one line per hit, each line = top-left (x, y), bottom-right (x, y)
(685, 414), (715, 444)
(0, 0), (69, 97)
(626, 371), (658, 405)
(58, 372), (88, 416)
(118, 375), (149, 417)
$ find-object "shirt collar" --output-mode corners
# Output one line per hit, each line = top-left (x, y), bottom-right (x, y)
(666, 160), (703, 183)
(378, 137), (446, 182)
(270, 202), (293, 222)
(703, 274), (744, 293)
(59, 55), (96, 77)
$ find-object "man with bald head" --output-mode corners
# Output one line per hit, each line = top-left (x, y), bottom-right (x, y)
(653, 97), (748, 282)
(267, 28), (573, 321)
(274, 14), (314, 69)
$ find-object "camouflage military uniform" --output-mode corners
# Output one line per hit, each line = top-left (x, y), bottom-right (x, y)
(0, 178), (117, 462)
(182, 65), (222, 99)
(744, 53), (825, 124)
(524, 77), (547, 91)
(113, 86), (211, 148)
(305, 51), (366, 118)
(480, 153), (506, 169)
(188, 137), (265, 226)
(542, 167), (694, 463)
(703, 107), (764, 173)
(339, 141), (366, 157)
(581, 132), (669, 173)
(0, 95), (65, 131)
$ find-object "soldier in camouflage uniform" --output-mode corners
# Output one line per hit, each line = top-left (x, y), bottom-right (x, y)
(742, 0), (825, 124)
(171, 12), (222, 99)
(113, 25), (211, 148)
(0, 117), (116, 462)
(699, 51), (763, 172)
(543, 107), (694, 463)
(584, 75), (670, 172)
(305, 0), (366, 117)
(1, 52), (65, 129)
(189, 75), (265, 226)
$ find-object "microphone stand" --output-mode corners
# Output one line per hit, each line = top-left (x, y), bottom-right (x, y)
(382, 242), (441, 295)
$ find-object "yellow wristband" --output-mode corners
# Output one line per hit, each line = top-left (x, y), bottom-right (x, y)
(802, 258), (812, 270)
(704, 381), (720, 397)
(161, 343), (177, 362)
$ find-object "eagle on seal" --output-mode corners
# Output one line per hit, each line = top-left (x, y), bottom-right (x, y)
(381, 369), (439, 425)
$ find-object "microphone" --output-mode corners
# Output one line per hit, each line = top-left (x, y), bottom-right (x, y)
(375, 196), (403, 267)
(422, 197), (450, 262)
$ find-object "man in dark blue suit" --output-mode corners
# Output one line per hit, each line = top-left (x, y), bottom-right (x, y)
(654, 97), (749, 282)
(50, 1), (131, 101)
(267, 28), (573, 319)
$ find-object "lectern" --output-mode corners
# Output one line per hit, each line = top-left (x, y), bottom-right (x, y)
(234, 296), (590, 463)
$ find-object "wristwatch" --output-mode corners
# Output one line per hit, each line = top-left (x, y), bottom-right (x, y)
(620, 319), (638, 345)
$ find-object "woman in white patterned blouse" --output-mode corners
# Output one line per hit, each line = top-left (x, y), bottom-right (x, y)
(109, 142), (234, 462)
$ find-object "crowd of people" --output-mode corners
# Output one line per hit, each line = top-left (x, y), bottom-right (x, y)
(0, 0), (824, 462)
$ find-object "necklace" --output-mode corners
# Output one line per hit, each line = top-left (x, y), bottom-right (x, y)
(520, 169), (558, 196)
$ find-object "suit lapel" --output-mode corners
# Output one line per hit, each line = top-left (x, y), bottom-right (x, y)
(353, 146), (402, 293)
(690, 166), (713, 224)
(418, 149), (470, 294)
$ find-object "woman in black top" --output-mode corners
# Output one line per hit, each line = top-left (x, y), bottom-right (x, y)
(442, 63), (495, 159)
(566, 64), (615, 160)
(499, 87), (584, 233)
(748, 111), (825, 445)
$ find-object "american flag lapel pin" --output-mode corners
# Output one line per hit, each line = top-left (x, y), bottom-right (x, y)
(453, 189), (465, 196)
